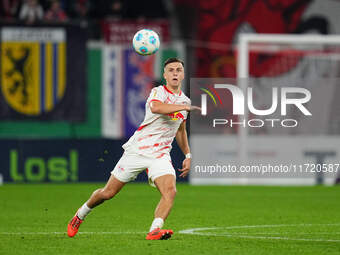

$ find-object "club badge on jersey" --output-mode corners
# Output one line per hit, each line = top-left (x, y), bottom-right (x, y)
(167, 111), (185, 121)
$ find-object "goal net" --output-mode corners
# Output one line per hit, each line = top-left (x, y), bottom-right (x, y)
(190, 34), (340, 185)
(237, 34), (340, 185)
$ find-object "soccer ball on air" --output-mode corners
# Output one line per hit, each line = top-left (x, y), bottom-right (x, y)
(132, 29), (160, 56)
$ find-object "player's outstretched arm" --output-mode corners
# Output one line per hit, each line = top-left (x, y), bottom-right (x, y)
(150, 101), (200, 115)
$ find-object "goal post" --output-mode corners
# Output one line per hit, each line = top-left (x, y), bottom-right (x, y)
(189, 33), (340, 185)
(238, 33), (340, 78)
(236, 33), (340, 185)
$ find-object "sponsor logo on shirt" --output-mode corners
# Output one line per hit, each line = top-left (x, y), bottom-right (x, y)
(167, 111), (184, 121)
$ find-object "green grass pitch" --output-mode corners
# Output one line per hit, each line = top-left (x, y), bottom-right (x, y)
(1, 183), (340, 254)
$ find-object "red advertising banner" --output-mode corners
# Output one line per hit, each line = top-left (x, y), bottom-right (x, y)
(101, 19), (170, 44)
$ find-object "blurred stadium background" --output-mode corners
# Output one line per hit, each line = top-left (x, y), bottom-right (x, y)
(2, 1), (340, 254)
(1, 0), (340, 185)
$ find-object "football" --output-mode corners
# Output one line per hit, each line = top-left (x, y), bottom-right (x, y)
(132, 29), (160, 55)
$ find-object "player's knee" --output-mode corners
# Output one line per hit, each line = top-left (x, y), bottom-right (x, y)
(163, 186), (176, 201)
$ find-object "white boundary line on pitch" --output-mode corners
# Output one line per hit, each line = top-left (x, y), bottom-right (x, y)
(178, 223), (340, 243)
(0, 231), (145, 235)
(2, 223), (340, 242)
(212, 232), (340, 235)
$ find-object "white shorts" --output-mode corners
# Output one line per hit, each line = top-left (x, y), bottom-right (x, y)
(111, 153), (176, 187)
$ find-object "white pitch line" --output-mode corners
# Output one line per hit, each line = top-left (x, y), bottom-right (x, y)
(178, 223), (340, 243)
(208, 232), (340, 235)
(185, 232), (340, 243)
(0, 231), (145, 235)
(179, 223), (340, 233)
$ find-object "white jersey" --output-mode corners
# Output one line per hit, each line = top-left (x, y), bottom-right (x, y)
(122, 85), (191, 159)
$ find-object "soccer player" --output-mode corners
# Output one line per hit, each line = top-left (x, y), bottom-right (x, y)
(67, 58), (200, 240)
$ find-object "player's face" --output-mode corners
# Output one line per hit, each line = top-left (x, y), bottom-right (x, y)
(163, 62), (184, 87)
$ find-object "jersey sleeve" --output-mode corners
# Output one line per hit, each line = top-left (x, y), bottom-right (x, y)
(184, 97), (191, 120)
(146, 86), (166, 104)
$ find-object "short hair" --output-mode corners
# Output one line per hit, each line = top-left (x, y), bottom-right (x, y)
(163, 57), (184, 68)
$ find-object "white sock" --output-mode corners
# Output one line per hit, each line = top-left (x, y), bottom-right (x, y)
(149, 217), (164, 232)
(77, 203), (92, 220)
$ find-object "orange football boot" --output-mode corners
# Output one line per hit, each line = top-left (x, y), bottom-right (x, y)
(146, 228), (174, 240)
(67, 213), (83, 237)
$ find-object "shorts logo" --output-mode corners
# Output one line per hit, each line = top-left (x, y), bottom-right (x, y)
(1, 28), (66, 116)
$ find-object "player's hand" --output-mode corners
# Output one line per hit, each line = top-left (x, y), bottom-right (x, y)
(179, 158), (191, 178)
(185, 105), (201, 112)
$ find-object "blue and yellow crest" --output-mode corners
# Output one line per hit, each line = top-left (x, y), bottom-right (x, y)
(1, 28), (66, 115)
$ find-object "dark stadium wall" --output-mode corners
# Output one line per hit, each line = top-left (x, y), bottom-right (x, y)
(0, 139), (187, 183)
